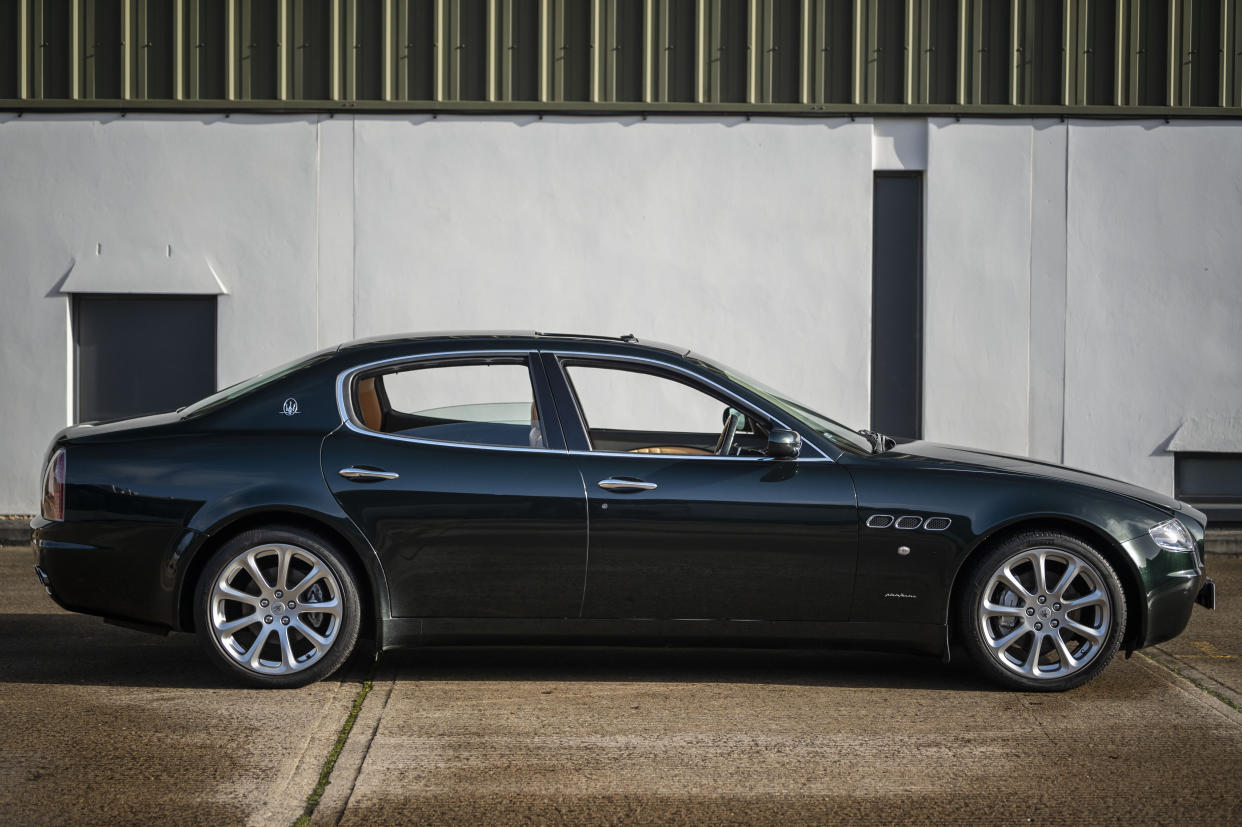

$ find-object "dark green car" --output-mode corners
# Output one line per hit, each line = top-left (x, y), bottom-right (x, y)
(32, 332), (1215, 690)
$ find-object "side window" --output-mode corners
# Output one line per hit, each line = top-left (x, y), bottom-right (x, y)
(563, 363), (765, 456)
(354, 361), (545, 449)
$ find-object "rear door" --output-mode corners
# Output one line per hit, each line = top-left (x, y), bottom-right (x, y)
(322, 352), (587, 619)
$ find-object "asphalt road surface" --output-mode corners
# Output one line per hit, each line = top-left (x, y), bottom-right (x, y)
(2, 544), (1240, 826)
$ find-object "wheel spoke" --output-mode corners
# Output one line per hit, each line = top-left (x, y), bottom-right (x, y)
(1062, 618), (1105, 644)
(1051, 631), (1080, 669)
(1000, 566), (1034, 599)
(1053, 559), (1081, 599)
(215, 613), (259, 634)
(277, 626), (297, 670)
(290, 564), (323, 597)
(293, 619), (331, 653)
(298, 596), (341, 617)
(246, 628), (271, 669)
(214, 583), (261, 607)
(1023, 633), (1044, 675)
(989, 625), (1028, 654)
(243, 549), (272, 591)
(1063, 590), (1106, 612)
(1032, 552), (1048, 596)
(276, 547), (293, 593)
(983, 601), (1026, 618)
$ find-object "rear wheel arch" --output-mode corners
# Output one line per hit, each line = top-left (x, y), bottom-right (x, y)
(946, 516), (1146, 653)
(178, 510), (382, 642)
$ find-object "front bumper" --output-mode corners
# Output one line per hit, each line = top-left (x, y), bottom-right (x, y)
(1123, 531), (1214, 649)
(1196, 578), (1216, 610)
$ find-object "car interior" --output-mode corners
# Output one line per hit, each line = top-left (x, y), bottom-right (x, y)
(352, 360), (773, 457)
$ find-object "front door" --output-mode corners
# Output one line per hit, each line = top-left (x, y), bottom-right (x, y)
(549, 356), (858, 622)
(322, 354), (586, 619)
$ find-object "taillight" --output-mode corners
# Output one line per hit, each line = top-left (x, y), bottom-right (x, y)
(41, 449), (66, 521)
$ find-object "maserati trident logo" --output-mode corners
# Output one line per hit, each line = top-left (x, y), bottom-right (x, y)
(280, 398), (300, 416)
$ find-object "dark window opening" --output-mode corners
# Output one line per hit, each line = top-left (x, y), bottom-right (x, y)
(769, 0), (802, 103)
(872, 0), (904, 103)
(509, 0), (540, 101)
(1175, 453), (1242, 524)
(560, 0), (591, 101)
(925, 0), (958, 104)
(457, 0), (488, 101)
(870, 173), (923, 440)
(1136, 0), (1169, 105)
(74, 295), (217, 423)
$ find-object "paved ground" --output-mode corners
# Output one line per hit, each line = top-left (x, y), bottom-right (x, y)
(1, 544), (1240, 825)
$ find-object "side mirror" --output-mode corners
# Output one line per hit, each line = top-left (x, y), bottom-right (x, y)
(766, 429), (801, 459)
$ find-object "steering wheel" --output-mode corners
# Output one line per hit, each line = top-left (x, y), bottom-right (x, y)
(714, 409), (742, 456)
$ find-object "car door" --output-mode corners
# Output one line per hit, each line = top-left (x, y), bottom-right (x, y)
(546, 353), (858, 622)
(321, 351), (587, 619)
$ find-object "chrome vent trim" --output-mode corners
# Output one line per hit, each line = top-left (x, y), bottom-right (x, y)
(894, 516), (923, 530)
(866, 514), (895, 529)
(924, 517), (952, 531)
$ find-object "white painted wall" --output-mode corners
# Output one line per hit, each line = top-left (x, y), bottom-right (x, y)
(0, 113), (1240, 513)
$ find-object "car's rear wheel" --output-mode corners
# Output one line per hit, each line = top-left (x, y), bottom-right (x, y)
(958, 530), (1126, 691)
(194, 527), (361, 688)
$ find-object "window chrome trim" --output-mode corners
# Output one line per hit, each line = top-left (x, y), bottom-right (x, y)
(333, 347), (833, 461)
(335, 349), (556, 454)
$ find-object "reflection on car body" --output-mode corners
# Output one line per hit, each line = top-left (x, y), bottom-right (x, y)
(32, 331), (1215, 690)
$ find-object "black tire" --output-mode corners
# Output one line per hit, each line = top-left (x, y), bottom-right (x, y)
(957, 530), (1126, 692)
(194, 526), (362, 688)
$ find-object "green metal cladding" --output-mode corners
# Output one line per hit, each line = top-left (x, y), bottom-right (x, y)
(1, 0), (1239, 115)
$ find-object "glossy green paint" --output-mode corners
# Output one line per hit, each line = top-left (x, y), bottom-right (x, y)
(31, 332), (1209, 661)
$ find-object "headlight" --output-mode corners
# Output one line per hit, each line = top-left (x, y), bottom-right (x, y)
(1149, 519), (1194, 553)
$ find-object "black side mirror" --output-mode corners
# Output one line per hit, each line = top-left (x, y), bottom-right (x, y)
(766, 429), (801, 459)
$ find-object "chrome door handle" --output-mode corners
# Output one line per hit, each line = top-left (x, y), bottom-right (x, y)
(598, 478), (657, 492)
(339, 467), (399, 481)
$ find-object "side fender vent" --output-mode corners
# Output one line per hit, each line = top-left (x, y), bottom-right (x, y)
(866, 514), (895, 528)
(895, 516), (923, 530)
(924, 517), (952, 531)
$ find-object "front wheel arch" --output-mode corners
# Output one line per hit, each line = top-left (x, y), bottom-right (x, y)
(946, 517), (1146, 656)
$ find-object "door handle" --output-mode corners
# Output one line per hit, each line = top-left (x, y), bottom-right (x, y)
(598, 478), (657, 492)
(339, 467), (399, 481)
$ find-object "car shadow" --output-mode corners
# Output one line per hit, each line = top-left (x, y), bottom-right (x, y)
(0, 610), (997, 692)
(377, 644), (996, 693)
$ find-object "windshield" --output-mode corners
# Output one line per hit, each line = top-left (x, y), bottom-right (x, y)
(180, 349), (335, 417)
(687, 353), (873, 454)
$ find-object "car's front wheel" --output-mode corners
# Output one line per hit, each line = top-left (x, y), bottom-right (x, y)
(958, 530), (1126, 691)
(194, 527), (362, 688)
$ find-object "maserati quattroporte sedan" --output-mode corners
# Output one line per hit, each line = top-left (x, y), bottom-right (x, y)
(33, 332), (1215, 690)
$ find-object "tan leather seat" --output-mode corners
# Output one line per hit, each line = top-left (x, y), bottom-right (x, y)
(357, 377), (383, 431)
(629, 446), (713, 455)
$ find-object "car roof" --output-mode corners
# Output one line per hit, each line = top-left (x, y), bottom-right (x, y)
(335, 330), (690, 358)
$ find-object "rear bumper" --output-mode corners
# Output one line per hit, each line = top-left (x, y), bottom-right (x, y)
(32, 516), (177, 630)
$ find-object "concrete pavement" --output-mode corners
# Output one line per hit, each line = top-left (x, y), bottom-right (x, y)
(1, 544), (1240, 825)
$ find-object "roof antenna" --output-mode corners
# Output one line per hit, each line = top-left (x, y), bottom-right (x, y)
(620, 333), (638, 343)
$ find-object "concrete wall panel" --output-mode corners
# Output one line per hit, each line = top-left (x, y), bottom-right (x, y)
(1064, 121), (1242, 493)
(923, 120), (1033, 455)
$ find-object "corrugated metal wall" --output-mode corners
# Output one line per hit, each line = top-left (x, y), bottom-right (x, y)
(0, 0), (1239, 112)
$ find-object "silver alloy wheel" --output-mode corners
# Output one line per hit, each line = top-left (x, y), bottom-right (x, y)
(208, 543), (343, 676)
(978, 547), (1112, 680)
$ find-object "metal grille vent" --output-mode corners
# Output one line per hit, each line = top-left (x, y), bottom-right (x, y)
(866, 514), (895, 529)
(924, 517), (952, 531)
(894, 516), (923, 530)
